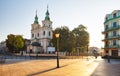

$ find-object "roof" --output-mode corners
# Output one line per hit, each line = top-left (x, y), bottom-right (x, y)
(31, 42), (41, 47)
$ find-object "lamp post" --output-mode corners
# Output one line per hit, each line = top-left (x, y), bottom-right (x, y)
(87, 45), (89, 61)
(55, 33), (60, 68)
(108, 42), (110, 63)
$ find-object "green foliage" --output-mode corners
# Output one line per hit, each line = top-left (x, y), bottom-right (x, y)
(6, 34), (15, 52)
(72, 24), (89, 52)
(51, 24), (89, 53)
(52, 26), (75, 52)
(6, 34), (25, 53)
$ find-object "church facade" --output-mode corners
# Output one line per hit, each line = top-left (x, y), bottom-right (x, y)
(27, 7), (53, 53)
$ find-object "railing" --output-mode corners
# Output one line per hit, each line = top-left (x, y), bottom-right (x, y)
(104, 25), (120, 32)
(104, 45), (120, 48)
(102, 35), (120, 41)
(106, 35), (119, 39)
(104, 16), (120, 24)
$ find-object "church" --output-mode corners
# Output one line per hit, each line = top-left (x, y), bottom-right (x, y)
(27, 7), (53, 54)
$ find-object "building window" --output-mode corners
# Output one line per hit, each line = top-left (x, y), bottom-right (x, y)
(43, 31), (45, 35)
(113, 13), (117, 18)
(32, 34), (34, 37)
(105, 33), (108, 38)
(113, 31), (117, 36)
(106, 17), (108, 21)
(105, 25), (108, 30)
(113, 22), (117, 27)
(113, 40), (116, 45)
(38, 33), (39, 37)
(49, 31), (51, 36)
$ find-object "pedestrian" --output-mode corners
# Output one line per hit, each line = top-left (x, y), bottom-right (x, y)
(93, 49), (97, 59)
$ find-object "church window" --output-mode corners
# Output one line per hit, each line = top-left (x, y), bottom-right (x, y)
(49, 31), (51, 36)
(38, 33), (39, 37)
(43, 31), (45, 35)
(32, 34), (34, 37)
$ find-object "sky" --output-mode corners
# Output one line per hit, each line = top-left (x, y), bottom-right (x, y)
(0, 0), (120, 48)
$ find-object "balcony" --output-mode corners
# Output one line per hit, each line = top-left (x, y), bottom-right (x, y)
(104, 45), (120, 49)
(102, 25), (120, 34)
(102, 35), (120, 41)
(104, 15), (120, 24)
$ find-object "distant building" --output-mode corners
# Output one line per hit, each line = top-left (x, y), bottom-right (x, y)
(102, 10), (120, 56)
(27, 7), (53, 53)
(0, 41), (8, 51)
(24, 39), (31, 46)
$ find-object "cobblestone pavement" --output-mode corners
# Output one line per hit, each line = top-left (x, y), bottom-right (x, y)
(91, 59), (120, 76)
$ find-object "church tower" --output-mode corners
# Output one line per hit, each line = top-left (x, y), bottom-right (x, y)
(31, 11), (41, 42)
(30, 6), (53, 53)
(41, 6), (53, 53)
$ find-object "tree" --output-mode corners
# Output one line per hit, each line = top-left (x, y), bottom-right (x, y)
(6, 34), (25, 53)
(6, 34), (15, 52)
(14, 35), (25, 53)
(51, 24), (89, 53)
(72, 24), (89, 52)
(51, 26), (75, 52)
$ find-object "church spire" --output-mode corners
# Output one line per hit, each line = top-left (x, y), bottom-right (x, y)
(45, 5), (50, 20)
(34, 10), (39, 24)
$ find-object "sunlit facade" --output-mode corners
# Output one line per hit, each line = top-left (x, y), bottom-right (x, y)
(102, 10), (120, 56)
(27, 7), (53, 53)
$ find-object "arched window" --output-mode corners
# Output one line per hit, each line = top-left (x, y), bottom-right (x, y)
(43, 31), (45, 35)
(38, 33), (39, 37)
(32, 34), (34, 37)
(49, 31), (51, 36)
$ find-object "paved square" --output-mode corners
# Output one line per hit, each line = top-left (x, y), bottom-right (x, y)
(0, 58), (99, 76)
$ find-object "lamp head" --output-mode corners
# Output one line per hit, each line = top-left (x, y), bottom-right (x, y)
(55, 33), (60, 38)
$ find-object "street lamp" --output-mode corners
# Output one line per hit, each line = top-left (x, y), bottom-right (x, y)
(87, 45), (89, 61)
(107, 42), (110, 63)
(55, 33), (60, 68)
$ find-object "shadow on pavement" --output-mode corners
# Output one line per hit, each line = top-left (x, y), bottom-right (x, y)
(27, 65), (68, 76)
